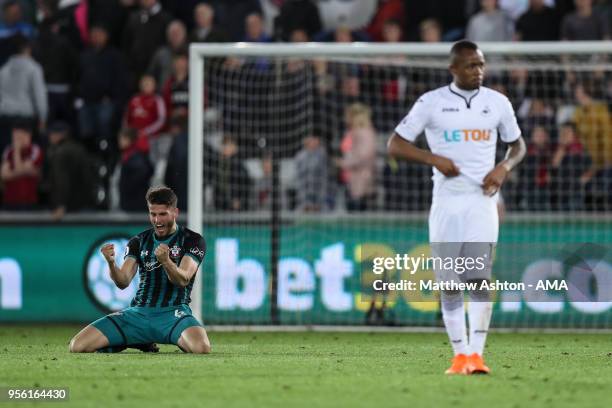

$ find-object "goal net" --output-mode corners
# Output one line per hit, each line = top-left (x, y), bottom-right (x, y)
(187, 42), (612, 329)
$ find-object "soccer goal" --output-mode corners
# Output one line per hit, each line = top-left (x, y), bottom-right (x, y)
(188, 41), (612, 329)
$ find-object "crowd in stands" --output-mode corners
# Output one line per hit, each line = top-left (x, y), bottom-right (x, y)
(0, 0), (610, 216)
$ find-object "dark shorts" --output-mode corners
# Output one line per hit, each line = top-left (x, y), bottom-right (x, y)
(91, 305), (202, 347)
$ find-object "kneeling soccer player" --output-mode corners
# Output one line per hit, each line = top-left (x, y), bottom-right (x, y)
(388, 40), (526, 374)
(69, 186), (211, 354)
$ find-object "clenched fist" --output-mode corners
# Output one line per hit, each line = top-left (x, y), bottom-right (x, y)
(155, 244), (170, 264)
(100, 243), (115, 263)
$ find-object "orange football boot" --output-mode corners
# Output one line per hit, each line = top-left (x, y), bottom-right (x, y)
(466, 353), (490, 374)
(445, 353), (468, 375)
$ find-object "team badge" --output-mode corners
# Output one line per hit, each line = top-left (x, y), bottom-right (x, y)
(481, 106), (491, 117)
(170, 245), (181, 258)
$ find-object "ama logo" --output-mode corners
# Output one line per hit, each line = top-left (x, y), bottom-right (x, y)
(444, 129), (492, 142)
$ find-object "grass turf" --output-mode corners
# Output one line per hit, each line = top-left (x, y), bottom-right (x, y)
(0, 326), (611, 408)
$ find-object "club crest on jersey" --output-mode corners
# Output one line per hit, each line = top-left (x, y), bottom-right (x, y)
(170, 245), (181, 258)
(481, 106), (491, 117)
(140, 250), (149, 258)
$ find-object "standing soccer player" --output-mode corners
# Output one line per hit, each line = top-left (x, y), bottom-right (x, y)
(69, 186), (211, 354)
(388, 41), (526, 374)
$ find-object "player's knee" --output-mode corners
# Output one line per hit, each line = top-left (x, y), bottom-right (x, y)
(467, 279), (491, 301)
(190, 341), (211, 354)
(68, 337), (87, 353)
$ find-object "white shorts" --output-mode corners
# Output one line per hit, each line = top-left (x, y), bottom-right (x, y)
(429, 192), (499, 243)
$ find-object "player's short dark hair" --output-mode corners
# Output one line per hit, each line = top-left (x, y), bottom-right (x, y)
(450, 40), (480, 63)
(146, 186), (178, 208)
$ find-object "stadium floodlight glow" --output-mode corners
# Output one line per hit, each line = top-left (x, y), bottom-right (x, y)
(187, 41), (612, 324)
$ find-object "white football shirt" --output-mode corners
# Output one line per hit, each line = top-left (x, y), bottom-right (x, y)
(395, 83), (521, 197)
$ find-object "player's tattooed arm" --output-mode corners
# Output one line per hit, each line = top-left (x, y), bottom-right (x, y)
(482, 136), (526, 196)
(155, 244), (198, 287)
(387, 133), (460, 177)
(100, 244), (138, 289)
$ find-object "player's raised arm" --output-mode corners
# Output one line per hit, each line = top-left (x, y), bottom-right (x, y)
(100, 243), (138, 289)
(387, 133), (460, 177)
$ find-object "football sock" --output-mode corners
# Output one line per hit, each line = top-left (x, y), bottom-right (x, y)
(440, 291), (468, 355)
(467, 286), (493, 356)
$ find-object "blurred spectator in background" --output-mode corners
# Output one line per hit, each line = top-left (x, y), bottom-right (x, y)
(124, 74), (166, 159)
(403, 0), (468, 41)
(0, 0), (34, 57)
(122, 0), (172, 89)
(190, 2), (229, 43)
(117, 127), (153, 212)
(551, 121), (591, 210)
(244, 12), (272, 42)
(337, 103), (377, 211)
(381, 18), (403, 43)
(162, 53), (188, 127)
(366, 0), (405, 42)
(572, 82), (612, 187)
(520, 125), (552, 210)
(77, 24), (127, 153)
(33, 18), (79, 125)
(419, 18), (442, 43)
(0, 123), (42, 210)
(147, 19), (187, 92)
(466, 0), (514, 42)
(209, 0), (261, 41)
(295, 134), (328, 212)
(159, 0), (200, 30)
(514, 0), (560, 41)
(0, 35), (46, 155)
(561, 0), (610, 40)
(212, 135), (251, 211)
(87, 0), (139, 48)
(383, 156), (431, 211)
(274, 0), (322, 42)
(45, 122), (95, 220)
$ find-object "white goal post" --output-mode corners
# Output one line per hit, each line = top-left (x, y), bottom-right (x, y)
(187, 41), (612, 324)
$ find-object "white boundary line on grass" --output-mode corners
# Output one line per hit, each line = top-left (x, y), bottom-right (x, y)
(208, 325), (612, 334)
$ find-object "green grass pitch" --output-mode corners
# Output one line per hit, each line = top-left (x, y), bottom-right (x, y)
(1, 326), (611, 407)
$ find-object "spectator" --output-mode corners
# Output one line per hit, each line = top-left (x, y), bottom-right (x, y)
(514, 0), (560, 41)
(382, 18), (403, 43)
(295, 134), (329, 211)
(122, 0), (172, 88)
(88, 0), (139, 47)
(117, 127), (153, 212)
(337, 103), (377, 211)
(244, 12), (272, 42)
(190, 2), (229, 43)
(383, 157), (431, 211)
(573, 82), (611, 173)
(366, 0), (405, 42)
(550, 122), (591, 210)
(77, 24), (127, 152)
(419, 18), (442, 43)
(520, 125), (552, 210)
(466, 0), (514, 42)
(0, 123), (42, 210)
(210, 0), (261, 41)
(124, 74), (167, 160)
(33, 18), (79, 124)
(274, 0), (322, 42)
(163, 120), (187, 210)
(147, 19), (187, 92)
(403, 0), (469, 41)
(212, 135), (251, 211)
(162, 53), (188, 126)
(0, 35), (46, 155)
(0, 1), (34, 41)
(45, 122), (96, 220)
(561, 0), (610, 40)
